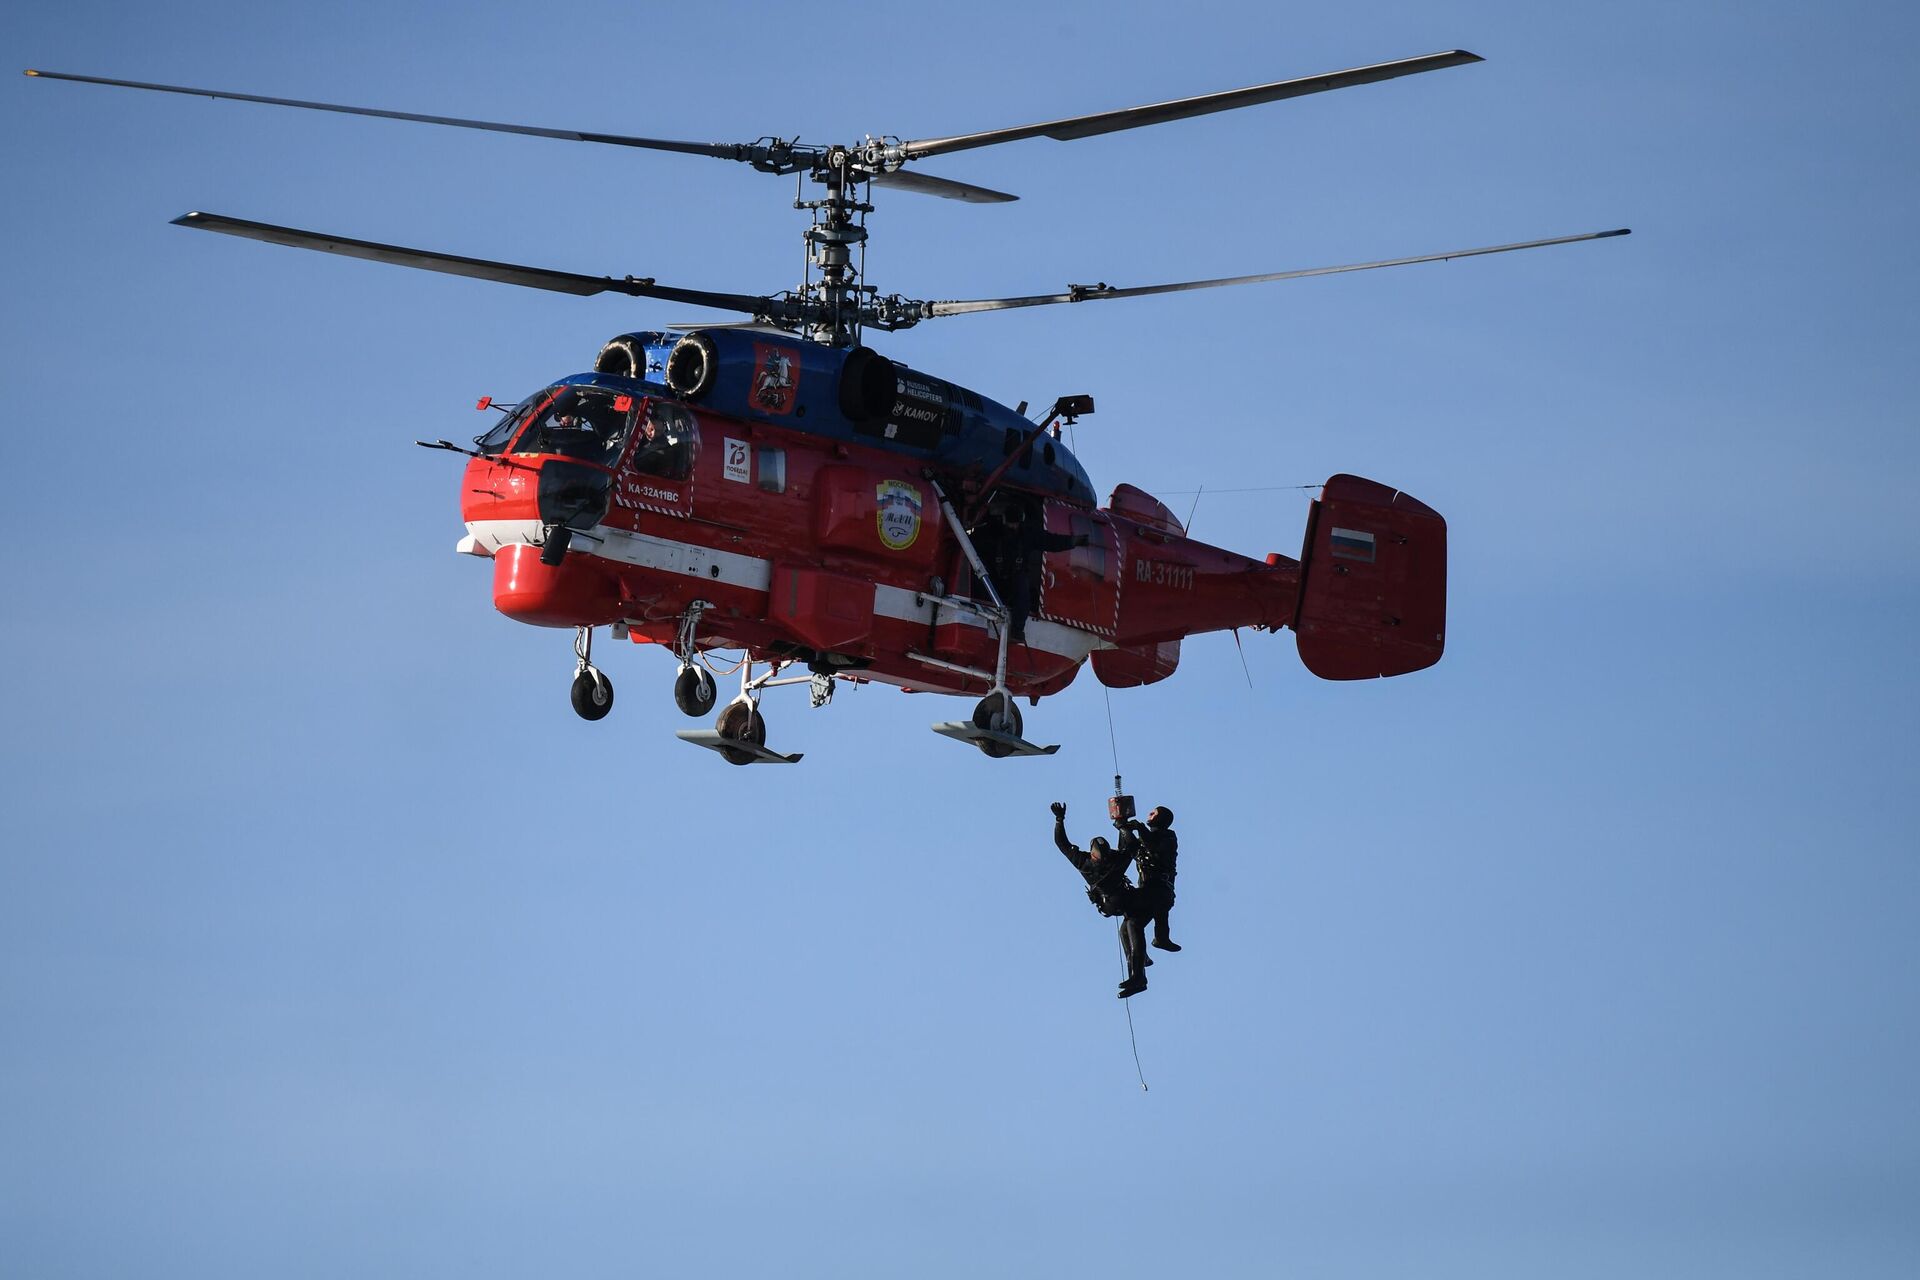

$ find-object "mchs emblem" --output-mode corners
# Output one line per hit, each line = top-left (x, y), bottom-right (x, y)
(875, 479), (923, 551)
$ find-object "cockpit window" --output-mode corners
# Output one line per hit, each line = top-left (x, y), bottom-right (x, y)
(510, 386), (634, 467)
(473, 396), (535, 455)
(629, 400), (696, 479)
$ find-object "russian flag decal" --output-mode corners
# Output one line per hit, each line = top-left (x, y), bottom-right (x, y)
(1330, 527), (1376, 563)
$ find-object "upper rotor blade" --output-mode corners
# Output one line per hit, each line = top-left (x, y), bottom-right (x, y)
(171, 212), (775, 315)
(866, 168), (1018, 203)
(24, 69), (765, 164)
(920, 228), (1632, 316)
(899, 50), (1483, 160)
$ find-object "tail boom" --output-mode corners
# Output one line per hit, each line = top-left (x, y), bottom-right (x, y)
(1099, 474), (1446, 680)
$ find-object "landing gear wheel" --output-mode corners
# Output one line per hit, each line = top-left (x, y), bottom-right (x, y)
(673, 665), (717, 718)
(971, 691), (1022, 758)
(714, 700), (767, 766)
(571, 670), (614, 721)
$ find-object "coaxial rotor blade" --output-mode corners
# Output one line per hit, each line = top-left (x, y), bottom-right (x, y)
(898, 50), (1483, 161)
(171, 212), (778, 316)
(865, 168), (1017, 203)
(918, 228), (1632, 317)
(24, 69), (806, 169)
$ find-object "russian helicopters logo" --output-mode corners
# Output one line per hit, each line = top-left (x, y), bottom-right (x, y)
(875, 480), (923, 551)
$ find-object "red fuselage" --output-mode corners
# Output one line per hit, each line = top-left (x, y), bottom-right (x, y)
(458, 390), (1299, 701)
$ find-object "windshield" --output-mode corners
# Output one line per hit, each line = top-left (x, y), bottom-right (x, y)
(510, 385), (635, 467)
(473, 395), (535, 454)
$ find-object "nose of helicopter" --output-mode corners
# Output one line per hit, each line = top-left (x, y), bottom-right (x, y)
(457, 450), (604, 563)
(535, 459), (613, 531)
(459, 449), (612, 524)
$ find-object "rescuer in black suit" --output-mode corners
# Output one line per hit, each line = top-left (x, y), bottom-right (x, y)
(1051, 800), (1152, 998)
(1125, 806), (1181, 952)
(977, 498), (1088, 644)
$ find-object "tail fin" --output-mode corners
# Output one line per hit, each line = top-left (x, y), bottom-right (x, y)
(1293, 475), (1447, 680)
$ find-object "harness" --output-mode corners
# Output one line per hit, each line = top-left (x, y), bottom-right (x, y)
(1085, 870), (1131, 917)
(1134, 827), (1177, 891)
(1083, 837), (1136, 916)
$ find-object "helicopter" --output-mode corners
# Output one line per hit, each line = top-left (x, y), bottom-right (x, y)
(26, 51), (1627, 764)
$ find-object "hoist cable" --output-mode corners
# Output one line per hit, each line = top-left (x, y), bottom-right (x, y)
(1154, 483), (1321, 495)
(1101, 684), (1122, 779)
(1099, 684), (1146, 1091)
(1117, 929), (1149, 1092)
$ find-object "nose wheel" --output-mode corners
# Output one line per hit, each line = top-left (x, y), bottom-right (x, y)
(569, 625), (614, 722)
(571, 669), (614, 720)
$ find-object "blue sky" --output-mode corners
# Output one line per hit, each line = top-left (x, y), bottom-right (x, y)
(3, 2), (1916, 1277)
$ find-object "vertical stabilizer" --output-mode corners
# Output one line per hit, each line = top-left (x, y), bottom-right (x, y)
(1293, 475), (1447, 679)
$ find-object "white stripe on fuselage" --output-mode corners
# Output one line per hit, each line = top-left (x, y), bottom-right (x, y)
(462, 518), (1105, 662)
(871, 583), (1102, 663)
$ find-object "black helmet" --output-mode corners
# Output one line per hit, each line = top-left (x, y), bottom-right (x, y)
(1089, 836), (1112, 859)
(1147, 806), (1173, 829)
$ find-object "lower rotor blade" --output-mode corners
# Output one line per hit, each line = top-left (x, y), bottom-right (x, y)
(867, 168), (1018, 203)
(171, 212), (774, 315)
(921, 229), (1632, 316)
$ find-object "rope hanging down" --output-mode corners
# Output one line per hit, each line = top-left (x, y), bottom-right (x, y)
(1118, 927), (1149, 1092)
(1154, 483), (1322, 495)
(1101, 685), (1148, 1092)
(1101, 685), (1122, 778)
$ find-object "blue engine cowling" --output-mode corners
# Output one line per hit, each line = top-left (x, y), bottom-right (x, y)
(592, 329), (1095, 504)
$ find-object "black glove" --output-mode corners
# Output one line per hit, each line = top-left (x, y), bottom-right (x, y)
(1049, 801), (1066, 819)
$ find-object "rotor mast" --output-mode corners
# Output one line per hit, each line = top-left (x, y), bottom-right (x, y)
(797, 147), (873, 347)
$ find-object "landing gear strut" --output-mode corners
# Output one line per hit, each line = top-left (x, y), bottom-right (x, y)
(919, 480), (1058, 757)
(671, 601), (718, 717)
(672, 656), (804, 764)
(570, 625), (613, 721)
